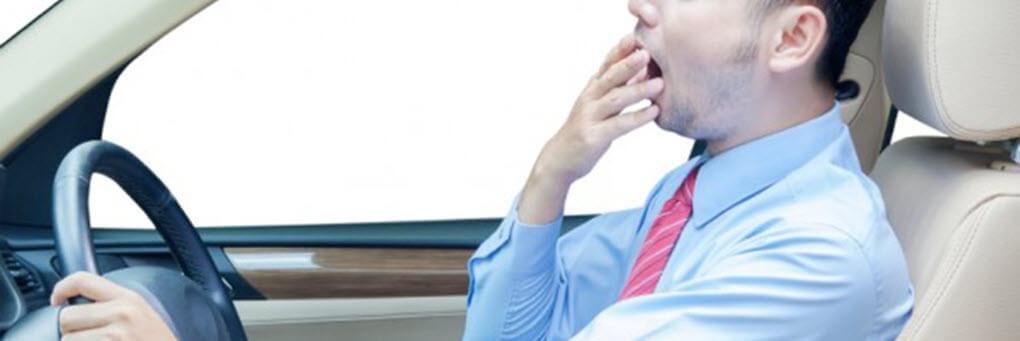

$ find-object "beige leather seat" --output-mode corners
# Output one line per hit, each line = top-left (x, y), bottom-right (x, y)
(870, 0), (1020, 340)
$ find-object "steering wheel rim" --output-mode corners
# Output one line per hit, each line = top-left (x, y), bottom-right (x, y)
(51, 140), (247, 341)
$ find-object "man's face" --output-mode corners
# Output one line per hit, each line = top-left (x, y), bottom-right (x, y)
(631, 0), (764, 141)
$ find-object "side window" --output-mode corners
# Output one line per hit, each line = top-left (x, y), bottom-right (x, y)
(92, 1), (693, 228)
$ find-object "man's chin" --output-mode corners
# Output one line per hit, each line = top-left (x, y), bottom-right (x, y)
(651, 99), (674, 130)
(653, 111), (683, 135)
(654, 107), (700, 138)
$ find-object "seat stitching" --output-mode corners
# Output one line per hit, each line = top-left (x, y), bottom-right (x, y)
(900, 196), (993, 339)
(925, 0), (956, 136)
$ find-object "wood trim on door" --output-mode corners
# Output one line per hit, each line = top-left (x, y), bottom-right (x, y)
(224, 247), (473, 299)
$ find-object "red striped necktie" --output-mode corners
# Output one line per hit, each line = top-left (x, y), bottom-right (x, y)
(618, 166), (699, 301)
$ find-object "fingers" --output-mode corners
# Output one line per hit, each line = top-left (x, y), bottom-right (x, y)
(598, 104), (660, 140)
(61, 326), (125, 341)
(59, 301), (120, 334)
(586, 50), (649, 99)
(626, 65), (649, 86)
(597, 34), (639, 76)
(51, 272), (127, 306)
(592, 78), (664, 118)
(51, 272), (176, 341)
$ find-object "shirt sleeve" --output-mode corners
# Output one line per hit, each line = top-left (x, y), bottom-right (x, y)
(462, 195), (565, 341)
(570, 226), (877, 341)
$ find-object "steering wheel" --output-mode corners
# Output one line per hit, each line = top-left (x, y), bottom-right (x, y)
(4, 141), (247, 340)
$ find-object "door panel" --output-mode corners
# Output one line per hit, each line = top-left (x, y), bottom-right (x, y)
(236, 297), (466, 341)
(0, 216), (595, 339)
(226, 247), (472, 299)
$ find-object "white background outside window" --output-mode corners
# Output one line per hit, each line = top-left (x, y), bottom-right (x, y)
(2, 1), (945, 229)
(0, 1), (55, 44)
(92, 0), (691, 228)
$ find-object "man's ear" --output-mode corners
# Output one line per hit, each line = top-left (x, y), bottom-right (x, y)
(766, 5), (827, 74)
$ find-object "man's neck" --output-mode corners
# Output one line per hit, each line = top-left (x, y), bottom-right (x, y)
(705, 92), (834, 156)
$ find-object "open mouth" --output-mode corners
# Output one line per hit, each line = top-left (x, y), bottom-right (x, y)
(647, 56), (663, 79)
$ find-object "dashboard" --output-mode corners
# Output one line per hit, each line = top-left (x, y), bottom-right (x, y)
(0, 227), (265, 337)
(0, 239), (46, 331)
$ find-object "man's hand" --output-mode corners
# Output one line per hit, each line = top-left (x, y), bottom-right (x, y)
(51, 272), (176, 341)
(518, 34), (664, 225)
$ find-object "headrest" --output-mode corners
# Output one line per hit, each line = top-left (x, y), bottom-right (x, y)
(883, 0), (1020, 142)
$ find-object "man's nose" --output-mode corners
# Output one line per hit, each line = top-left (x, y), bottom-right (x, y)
(628, 0), (659, 27)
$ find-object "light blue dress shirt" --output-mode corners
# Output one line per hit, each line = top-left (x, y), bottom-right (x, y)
(463, 103), (914, 340)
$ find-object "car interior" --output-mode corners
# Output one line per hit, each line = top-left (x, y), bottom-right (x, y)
(0, 0), (1016, 340)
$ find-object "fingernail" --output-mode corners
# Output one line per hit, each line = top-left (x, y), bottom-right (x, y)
(646, 105), (661, 117)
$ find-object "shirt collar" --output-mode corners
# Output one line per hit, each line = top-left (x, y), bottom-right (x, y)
(677, 101), (845, 228)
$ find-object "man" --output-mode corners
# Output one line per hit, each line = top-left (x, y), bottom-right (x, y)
(462, 0), (912, 340)
(50, 0), (912, 340)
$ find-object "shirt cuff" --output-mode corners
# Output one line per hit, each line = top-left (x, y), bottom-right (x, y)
(507, 199), (563, 275)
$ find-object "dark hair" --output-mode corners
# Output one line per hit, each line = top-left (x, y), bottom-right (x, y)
(758, 0), (877, 88)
